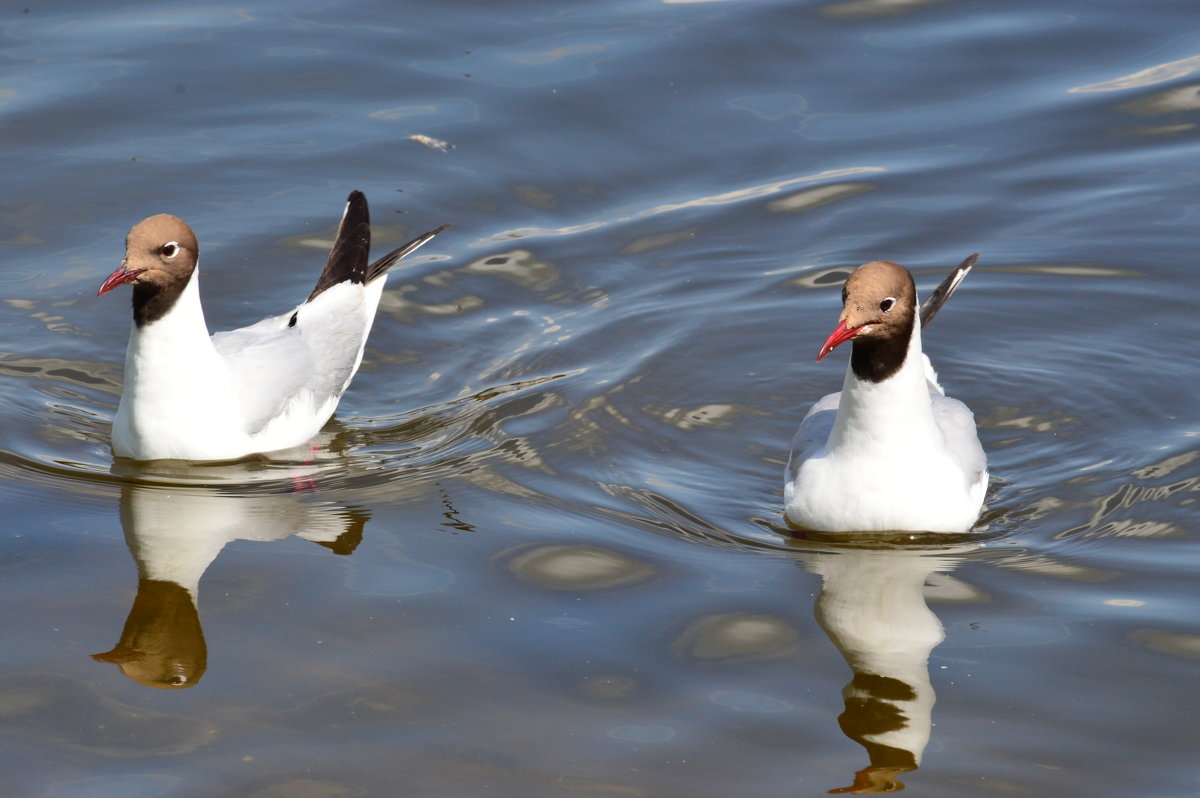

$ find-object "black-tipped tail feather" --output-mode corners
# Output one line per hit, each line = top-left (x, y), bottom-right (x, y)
(919, 253), (978, 328)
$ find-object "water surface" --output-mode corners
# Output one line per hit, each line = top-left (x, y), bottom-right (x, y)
(2, 1), (1198, 796)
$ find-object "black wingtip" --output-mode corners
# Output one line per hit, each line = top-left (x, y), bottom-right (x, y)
(340, 191), (369, 232)
(365, 224), (450, 283)
(918, 253), (978, 329)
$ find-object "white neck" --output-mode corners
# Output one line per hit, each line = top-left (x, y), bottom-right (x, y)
(113, 269), (238, 459)
(827, 315), (940, 452)
(128, 270), (213, 360)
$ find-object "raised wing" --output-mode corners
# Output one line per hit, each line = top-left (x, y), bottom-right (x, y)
(919, 253), (977, 329)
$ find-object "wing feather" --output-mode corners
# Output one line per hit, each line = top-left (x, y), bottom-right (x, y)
(786, 390), (841, 489)
(212, 282), (372, 435)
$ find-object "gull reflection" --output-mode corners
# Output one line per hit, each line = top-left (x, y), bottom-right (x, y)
(795, 540), (981, 794)
(92, 463), (367, 689)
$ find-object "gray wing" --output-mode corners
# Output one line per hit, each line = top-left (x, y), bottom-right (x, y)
(211, 226), (447, 437)
(786, 390), (841, 487)
(211, 283), (372, 435)
(929, 389), (988, 489)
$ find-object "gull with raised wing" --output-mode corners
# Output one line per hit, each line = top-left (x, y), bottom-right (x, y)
(784, 255), (987, 533)
(98, 191), (447, 461)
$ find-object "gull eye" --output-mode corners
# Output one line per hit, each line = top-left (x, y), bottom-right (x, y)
(879, 296), (896, 313)
(160, 242), (180, 259)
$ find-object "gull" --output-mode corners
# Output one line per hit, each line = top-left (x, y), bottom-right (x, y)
(784, 255), (987, 533)
(98, 190), (447, 461)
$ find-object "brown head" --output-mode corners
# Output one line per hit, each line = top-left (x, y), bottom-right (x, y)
(98, 214), (200, 327)
(817, 260), (917, 383)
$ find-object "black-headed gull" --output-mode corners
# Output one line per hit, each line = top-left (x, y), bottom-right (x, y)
(98, 191), (447, 461)
(784, 255), (987, 533)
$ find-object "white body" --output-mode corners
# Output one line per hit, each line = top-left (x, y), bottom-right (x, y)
(784, 317), (987, 533)
(113, 269), (384, 461)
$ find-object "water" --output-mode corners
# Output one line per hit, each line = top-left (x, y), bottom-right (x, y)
(2, 0), (1198, 795)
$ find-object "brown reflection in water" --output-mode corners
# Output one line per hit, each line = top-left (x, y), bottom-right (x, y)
(795, 543), (982, 794)
(92, 476), (367, 689)
(829, 671), (919, 794)
(92, 579), (206, 689)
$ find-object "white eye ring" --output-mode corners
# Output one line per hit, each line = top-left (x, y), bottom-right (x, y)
(879, 296), (896, 313)
(160, 241), (180, 259)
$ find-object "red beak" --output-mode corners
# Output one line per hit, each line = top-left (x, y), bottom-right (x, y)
(817, 320), (862, 361)
(97, 263), (144, 296)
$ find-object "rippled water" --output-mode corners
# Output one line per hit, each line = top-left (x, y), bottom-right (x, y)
(3, 1), (1199, 796)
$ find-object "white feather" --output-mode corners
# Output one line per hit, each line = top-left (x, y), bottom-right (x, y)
(112, 268), (387, 461)
(785, 315), (988, 533)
